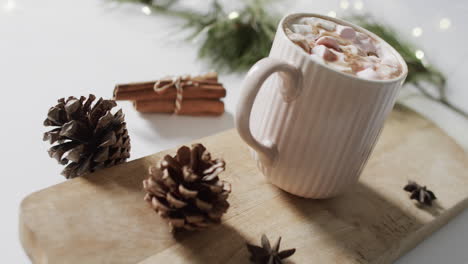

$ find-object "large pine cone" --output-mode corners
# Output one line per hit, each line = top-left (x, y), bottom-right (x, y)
(43, 94), (131, 179)
(143, 144), (231, 231)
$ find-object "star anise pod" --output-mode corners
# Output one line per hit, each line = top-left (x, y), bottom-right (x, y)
(404, 181), (437, 206)
(246, 234), (296, 264)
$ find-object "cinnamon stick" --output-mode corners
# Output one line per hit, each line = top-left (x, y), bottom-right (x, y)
(113, 72), (224, 101)
(134, 99), (224, 116)
(114, 83), (226, 101)
(115, 78), (220, 93)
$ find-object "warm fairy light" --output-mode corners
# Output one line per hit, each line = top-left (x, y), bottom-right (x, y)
(327, 11), (337, 18)
(353, 0), (363, 10)
(415, 50), (425, 60)
(439, 18), (451, 30)
(141, 6), (151, 15)
(412, 27), (423, 37)
(4, 0), (16, 12)
(228, 11), (239, 20)
(340, 0), (350, 9)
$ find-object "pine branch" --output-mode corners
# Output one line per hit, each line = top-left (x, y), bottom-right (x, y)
(113, 0), (279, 72)
(413, 83), (468, 119)
(111, 1), (467, 119)
(349, 14), (467, 119)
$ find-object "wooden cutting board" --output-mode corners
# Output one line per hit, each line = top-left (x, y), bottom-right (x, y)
(20, 106), (468, 264)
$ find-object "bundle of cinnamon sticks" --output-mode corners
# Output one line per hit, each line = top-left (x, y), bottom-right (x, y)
(113, 72), (226, 116)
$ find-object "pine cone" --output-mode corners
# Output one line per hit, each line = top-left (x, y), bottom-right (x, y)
(143, 144), (231, 231)
(43, 94), (131, 179)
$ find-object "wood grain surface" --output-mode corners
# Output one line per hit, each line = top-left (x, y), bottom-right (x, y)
(20, 106), (468, 264)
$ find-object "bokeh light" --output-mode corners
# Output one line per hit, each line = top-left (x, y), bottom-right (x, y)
(412, 27), (423, 37)
(415, 50), (425, 60)
(141, 6), (151, 15)
(340, 0), (350, 9)
(354, 1), (363, 10)
(228, 11), (239, 20)
(439, 18), (451, 30)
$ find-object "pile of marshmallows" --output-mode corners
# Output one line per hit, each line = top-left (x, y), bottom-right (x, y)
(285, 17), (402, 80)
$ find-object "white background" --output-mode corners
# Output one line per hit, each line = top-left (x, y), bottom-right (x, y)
(1, 0), (467, 262)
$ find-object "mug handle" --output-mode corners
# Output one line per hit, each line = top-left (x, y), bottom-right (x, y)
(235, 57), (303, 165)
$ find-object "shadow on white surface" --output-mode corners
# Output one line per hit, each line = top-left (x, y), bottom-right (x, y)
(137, 111), (235, 140)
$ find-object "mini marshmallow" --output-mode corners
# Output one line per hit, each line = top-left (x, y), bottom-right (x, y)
(332, 51), (349, 67)
(336, 25), (356, 39)
(314, 21), (336, 31)
(376, 64), (398, 78)
(292, 24), (313, 34)
(286, 29), (304, 41)
(357, 68), (379, 79)
(299, 17), (318, 25)
(333, 50), (346, 62)
(342, 45), (359, 56)
(285, 16), (402, 80)
(367, 55), (380, 63)
(316, 36), (341, 51)
(356, 32), (368, 41)
(381, 54), (398, 66)
(304, 34), (316, 47)
(286, 30), (305, 42)
(285, 29), (310, 53)
(312, 45), (337, 62)
(355, 38), (377, 54)
(361, 61), (374, 70)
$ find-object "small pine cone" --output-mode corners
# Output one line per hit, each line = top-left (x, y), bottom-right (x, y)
(143, 144), (231, 232)
(43, 94), (131, 179)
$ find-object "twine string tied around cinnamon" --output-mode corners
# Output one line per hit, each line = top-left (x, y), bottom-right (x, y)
(153, 75), (199, 114)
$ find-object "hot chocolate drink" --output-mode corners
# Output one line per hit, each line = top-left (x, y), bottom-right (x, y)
(284, 16), (402, 80)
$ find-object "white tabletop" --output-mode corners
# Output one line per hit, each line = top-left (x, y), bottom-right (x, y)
(1, 0), (467, 262)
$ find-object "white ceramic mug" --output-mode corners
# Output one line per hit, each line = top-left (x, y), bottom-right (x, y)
(235, 13), (408, 198)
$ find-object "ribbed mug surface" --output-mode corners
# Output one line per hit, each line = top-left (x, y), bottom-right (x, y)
(243, 13), (407, 198)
